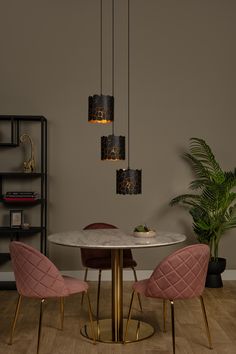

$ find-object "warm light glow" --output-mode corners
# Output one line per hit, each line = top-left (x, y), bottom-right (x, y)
(89, 119), (112, 124)
(88, 95), (114, 123)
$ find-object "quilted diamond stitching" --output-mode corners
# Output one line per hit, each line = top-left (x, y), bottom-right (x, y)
(10, 242), (68, 298)
(145, 245), (210, 300)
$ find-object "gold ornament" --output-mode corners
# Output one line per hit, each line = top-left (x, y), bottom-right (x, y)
(20, 134), (36, 173)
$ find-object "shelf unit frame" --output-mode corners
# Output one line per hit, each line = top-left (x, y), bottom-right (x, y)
(0, 115), (48, 270)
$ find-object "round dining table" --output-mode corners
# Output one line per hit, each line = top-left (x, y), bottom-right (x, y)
(48, 228), (186, 343)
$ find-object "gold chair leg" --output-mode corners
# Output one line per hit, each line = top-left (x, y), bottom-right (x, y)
(199, 296), (213, 349)
(124, 290), (135, 342)
(135, 320), (141, 341)
(86, 292), (96, 344)
(37, 299), (45, 354)
(163, 299), (167, 332)
(96, 269), (102, 321)
(60, 297), (64, 330)
(9, 294), (22, 345)
(132, 267), (142, 312)
(170, 300), (175, 354)
(81, 268), (88, 308)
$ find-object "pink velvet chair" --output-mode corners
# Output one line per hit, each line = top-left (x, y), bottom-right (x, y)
(9, 241), (95, 354)
(81, 223), (142, 319)
(125, 244), (212, 353)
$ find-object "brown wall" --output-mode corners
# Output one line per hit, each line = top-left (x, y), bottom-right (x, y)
(0, 0), (236, 271)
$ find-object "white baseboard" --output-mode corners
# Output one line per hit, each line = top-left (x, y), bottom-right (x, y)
(1, 272), (16, 281)
(62, 270), (153, 281)
(63, 269), (236, 281)
(220, 270), (236, 280)
(2, 269), (236, 282)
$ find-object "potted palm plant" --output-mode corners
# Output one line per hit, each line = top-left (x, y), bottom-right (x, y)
(170, 137), (236, 287)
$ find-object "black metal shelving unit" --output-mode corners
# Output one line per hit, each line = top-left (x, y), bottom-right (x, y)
(0, 115), (47, 290)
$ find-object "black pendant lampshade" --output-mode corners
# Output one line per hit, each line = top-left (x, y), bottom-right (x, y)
(101, 134), (125, 160)
(116, 0), (142, 195)
(88, 94), (114, 124)
(116, 168), (142, 194)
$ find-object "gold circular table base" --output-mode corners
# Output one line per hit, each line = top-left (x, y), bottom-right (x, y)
(80, 319), (155, 343)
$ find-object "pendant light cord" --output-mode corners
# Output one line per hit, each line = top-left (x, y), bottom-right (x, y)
(112, 0), (115, 135)
(100, 0), (103, 95)
(128, 0), (130, 168)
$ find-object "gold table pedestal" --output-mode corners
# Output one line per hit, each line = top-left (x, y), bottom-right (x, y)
(81, 249), (155, 343)
(80, 319), (155, 343)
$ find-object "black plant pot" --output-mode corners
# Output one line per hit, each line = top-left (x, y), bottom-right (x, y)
(205, 257), (226, 288)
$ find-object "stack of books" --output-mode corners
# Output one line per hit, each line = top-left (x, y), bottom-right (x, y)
(3, 191), (40, 202)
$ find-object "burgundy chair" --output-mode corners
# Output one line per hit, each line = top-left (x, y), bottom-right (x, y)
(9, 241), (95, 354)
(81, 223), (142, 319)
(125, 244), (212, 353)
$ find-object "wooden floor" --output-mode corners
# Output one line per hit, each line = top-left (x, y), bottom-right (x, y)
(0, 281), (236, 354)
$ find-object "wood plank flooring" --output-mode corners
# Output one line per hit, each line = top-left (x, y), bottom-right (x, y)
(0, 281), (236, 354)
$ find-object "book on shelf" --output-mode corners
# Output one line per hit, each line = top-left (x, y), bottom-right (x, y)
(3, 197), (39, 202)
(6, 191), (38, 196)
(3, 191), (40, 201)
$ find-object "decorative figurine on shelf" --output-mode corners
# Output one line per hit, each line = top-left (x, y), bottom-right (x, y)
(20, 134), (36, 173)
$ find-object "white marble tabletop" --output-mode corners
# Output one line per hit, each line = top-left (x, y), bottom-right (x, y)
(48, 228), (186, 249)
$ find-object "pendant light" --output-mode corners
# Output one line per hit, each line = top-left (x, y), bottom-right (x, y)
(88, 0), (114, 124)
(116, 0), (142, 194)
(101, 0), (125, 160)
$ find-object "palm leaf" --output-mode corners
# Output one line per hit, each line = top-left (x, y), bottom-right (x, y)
(189, 178), (210, 190)
(170, 194), (200, 206)
(184, 153), (211, 181)
(170, 137), (236, 259)
(189, 138), (225, 183)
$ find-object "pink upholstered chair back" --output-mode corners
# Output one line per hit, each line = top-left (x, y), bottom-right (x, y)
(145, 244), (210, 300)
(10, 241), (68, 299)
